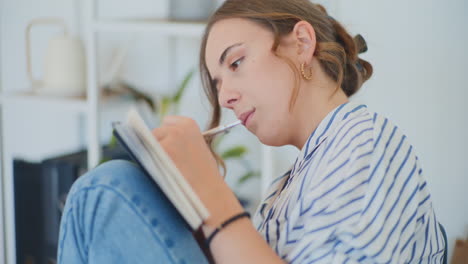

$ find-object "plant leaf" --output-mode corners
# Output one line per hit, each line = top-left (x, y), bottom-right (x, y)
(99, 157), (111, 165)
(237, 171), (261, 185)
(221, 146), (247, 160)
(108, 135), (118, 148)
(125, 82), (157, 111)
(159, 97), (172, 117)
(173, 69), (195, 103)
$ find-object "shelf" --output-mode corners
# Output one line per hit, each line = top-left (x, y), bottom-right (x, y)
(0, 91), (88, 113)
(93, 18), (207, 37)
(0, 90), (134, 114)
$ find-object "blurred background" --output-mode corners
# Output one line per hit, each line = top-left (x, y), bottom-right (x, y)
(0, 0), (467, 263)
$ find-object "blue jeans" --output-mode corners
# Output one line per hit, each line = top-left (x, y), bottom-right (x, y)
(57, 159), (209, 263)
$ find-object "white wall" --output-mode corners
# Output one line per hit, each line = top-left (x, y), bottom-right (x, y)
(338, 0), (468, 259)
(0, 0), (5, 261)
(1, 0), (467, 262)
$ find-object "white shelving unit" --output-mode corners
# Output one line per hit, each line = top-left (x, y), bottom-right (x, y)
(94, 19), (206, 36)
(0, 91), (88, 113)
(0, 1), (5, 260)
(0, 3), (207, 264)
(0, 1), (273, 263)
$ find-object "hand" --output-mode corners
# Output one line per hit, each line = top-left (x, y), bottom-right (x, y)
(151, 116), (219, 190)
(152, 116), (243, 227)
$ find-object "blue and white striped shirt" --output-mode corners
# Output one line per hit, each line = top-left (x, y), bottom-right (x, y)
(253, 101), (445, 263)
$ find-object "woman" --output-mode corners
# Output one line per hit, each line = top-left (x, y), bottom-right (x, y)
(58, 0), (445, 263)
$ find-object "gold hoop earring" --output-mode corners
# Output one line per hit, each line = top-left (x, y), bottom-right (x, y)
(301, 62), (313, 80)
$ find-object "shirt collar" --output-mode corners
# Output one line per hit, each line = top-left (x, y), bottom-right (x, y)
(291, 101), (368, 174)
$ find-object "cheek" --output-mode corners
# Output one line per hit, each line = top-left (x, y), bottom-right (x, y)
(243, 55), (293, 108)
(254, 61), (294, 109)
(253, 60), (295, 145)
(246, 96), (292, 146)
(254, 95), (293, 146)
(239, 52), (294, 127)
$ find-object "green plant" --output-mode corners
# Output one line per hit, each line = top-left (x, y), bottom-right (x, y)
(213, 134), (260, 186)
(159, 69), (195, 118)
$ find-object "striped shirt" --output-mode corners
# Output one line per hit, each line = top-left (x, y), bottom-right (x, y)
(253, 101), (445, 263)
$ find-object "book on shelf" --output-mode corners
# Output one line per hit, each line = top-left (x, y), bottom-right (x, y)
(112, 108), (210, 230)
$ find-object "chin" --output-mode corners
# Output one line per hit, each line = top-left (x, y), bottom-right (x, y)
(256, 131), (287, 147)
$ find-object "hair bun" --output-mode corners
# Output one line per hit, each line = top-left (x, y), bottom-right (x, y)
(354, 34), (368, 54)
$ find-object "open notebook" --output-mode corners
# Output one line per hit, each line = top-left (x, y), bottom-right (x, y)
(112, 108), (210, 230)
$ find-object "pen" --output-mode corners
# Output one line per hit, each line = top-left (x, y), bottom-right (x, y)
(202, 120), (242, 137)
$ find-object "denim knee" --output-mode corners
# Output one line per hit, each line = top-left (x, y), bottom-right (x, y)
(66, 159), (152, 203)
(58, 159), (207, 263)
(64, 158), (183, 231)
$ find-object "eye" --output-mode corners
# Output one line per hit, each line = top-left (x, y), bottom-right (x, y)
(229, 57), (244, 71)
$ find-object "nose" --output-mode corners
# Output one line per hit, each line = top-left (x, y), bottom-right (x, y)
(218, 84), (240, 110)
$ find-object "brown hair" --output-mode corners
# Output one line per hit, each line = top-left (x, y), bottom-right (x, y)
(199, 0), (373, 171)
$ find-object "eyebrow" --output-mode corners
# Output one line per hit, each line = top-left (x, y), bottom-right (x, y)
(211, 43), (243, 89)
(219, 43), (243, 65)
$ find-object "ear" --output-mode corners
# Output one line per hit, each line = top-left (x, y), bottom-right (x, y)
(292, 21), (317, 64)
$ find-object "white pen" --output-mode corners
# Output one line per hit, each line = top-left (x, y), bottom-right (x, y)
(202, 120), (242, 137)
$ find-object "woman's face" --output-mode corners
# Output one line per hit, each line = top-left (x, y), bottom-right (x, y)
(205, 18), (298, 146)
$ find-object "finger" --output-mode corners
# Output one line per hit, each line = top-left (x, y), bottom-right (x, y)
(162, 116), (200, 130)
(161, 116), (186, 126)
(152, 127), (169, 141)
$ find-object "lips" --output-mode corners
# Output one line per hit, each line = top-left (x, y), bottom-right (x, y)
(238, 109), (255, 126)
